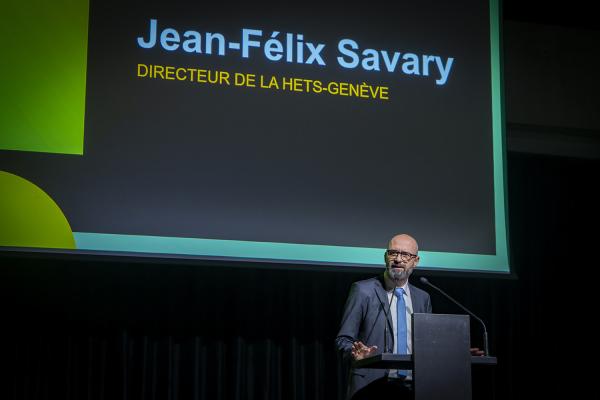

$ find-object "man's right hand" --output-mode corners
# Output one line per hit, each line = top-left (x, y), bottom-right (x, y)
(351, 341), (378, 361)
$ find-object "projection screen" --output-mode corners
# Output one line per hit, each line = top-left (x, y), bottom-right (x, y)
(0, 0), (509, 273)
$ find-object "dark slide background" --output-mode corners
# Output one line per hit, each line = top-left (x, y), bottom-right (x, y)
(0, 0), (495, 254)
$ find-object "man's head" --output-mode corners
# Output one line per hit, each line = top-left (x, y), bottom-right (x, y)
(384, 234), (420, 285)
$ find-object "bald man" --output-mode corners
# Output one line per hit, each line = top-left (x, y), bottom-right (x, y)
(335, 234), (432, 400)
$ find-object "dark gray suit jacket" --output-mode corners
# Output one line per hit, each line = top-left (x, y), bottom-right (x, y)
(335, 275), (432, 400)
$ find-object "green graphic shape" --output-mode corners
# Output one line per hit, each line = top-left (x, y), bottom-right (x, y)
(0, 171), (75, 249)
(0, 0), (89, 155)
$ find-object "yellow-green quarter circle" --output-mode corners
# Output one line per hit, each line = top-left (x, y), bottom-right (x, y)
(0, 171), (75, 249)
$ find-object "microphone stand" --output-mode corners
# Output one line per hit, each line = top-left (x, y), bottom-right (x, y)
(420, 277), (490, 356)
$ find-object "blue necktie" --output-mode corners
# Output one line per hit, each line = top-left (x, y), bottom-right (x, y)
(395, 287), (408, 377)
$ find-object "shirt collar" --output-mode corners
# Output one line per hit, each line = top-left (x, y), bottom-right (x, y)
(387, 281), (410, 295)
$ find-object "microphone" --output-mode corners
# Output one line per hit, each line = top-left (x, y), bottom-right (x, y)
(419, 277), (490, 356)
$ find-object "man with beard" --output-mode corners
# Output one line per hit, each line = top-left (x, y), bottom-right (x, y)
(335, 233), (431, 400)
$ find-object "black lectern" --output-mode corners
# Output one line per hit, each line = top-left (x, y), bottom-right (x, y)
(353, 314), (497, 400)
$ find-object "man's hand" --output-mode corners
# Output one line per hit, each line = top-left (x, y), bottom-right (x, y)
(351, 341), (378, 361)
(470, 347), (485, 356)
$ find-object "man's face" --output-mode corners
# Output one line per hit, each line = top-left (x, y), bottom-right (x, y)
(385, 236), (419, 283)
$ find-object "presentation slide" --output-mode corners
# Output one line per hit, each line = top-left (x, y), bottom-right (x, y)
(0, 0), (509, 272)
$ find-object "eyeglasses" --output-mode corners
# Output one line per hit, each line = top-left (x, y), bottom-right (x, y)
(386, 249), (418, 262)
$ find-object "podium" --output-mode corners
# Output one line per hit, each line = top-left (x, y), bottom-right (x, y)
(352, 314), (497, 400)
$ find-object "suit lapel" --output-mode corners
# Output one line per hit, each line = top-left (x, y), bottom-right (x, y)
(374, 277), (394, 334)
(408, 283), (422, 313)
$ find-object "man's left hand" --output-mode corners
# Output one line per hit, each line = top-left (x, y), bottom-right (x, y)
(470, 347), (485, 356)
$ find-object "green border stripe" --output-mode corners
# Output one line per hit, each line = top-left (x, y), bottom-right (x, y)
(74, 232), (509, 272)
(490, 0), (509, 266)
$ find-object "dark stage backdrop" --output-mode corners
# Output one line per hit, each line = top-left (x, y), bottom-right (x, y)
(1, 152), (596, 399)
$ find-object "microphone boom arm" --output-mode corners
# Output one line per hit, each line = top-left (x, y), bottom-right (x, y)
(420, 277), (490, 356)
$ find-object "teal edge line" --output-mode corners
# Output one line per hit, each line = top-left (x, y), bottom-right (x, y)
(74, 232), (510, 272)
(490, 0), (509, 263)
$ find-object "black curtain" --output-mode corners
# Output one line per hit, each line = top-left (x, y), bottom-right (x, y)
(2, 152), (597, 399)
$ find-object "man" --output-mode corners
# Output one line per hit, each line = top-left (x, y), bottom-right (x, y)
(335, 234), (431, 400)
